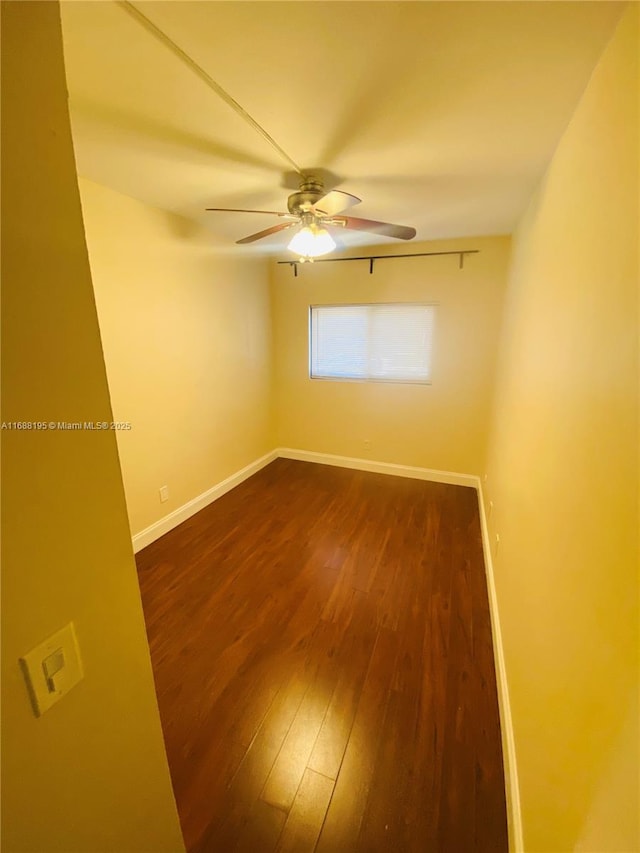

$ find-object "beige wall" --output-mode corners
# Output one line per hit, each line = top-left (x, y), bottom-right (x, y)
(484, 6), (639, 851)
(0, 3), (185, 852)
(271, 236), (510, 475)
(79, 179), (272, 537)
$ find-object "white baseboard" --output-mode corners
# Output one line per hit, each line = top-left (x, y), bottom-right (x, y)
(132, 448), (475, 552)
(277, 447), (479, 488)
(476, 481), (523, 853)
(131, 450), (277, 553)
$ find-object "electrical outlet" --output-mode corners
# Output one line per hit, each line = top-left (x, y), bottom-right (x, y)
(159, 485), (169, 503)
(363, 439), (371, 450)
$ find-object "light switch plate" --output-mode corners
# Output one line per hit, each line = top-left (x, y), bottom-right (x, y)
(19, 622), (83, 717)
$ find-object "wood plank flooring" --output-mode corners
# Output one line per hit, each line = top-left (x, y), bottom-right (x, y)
(136, 458), (508, 852)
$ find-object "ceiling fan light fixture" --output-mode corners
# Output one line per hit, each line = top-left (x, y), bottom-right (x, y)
(287, 225), (336, 259)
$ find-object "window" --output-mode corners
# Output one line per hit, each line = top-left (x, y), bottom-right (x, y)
(310, 303), (435, 383)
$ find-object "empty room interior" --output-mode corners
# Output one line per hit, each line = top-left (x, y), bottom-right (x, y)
(2, 2), (638, 852)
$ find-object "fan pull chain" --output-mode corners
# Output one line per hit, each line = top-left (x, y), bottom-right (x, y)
(117, 1), (305, 177)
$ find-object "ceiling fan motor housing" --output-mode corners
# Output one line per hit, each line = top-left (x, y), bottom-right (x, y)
(287, 176), (326, 215)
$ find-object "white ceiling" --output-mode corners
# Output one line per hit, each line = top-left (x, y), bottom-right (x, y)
(60, 1), (623, 255)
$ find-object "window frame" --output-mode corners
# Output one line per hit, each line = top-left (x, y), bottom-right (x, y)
(308, 302), (437, 385)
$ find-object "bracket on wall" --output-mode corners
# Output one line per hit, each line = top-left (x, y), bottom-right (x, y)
(278, 249), (479, 277)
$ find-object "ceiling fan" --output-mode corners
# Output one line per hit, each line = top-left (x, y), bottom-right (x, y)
(206, 175), (417, 258)
(117, 2), (417, 259)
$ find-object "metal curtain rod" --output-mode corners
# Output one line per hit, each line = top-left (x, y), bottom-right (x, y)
(277, 249), (480, 276)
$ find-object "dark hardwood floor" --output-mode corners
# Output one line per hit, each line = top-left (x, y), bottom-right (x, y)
(136, 458), (508, 853)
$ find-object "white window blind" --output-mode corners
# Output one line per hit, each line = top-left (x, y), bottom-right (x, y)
(310, 304), (435, 383)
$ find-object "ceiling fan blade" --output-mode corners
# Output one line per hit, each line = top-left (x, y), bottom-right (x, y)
(206, 207), (289, 216)
(335, 216), (416, 240)
(313, 190), (361, 217)
(236, 221), (298, 244)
